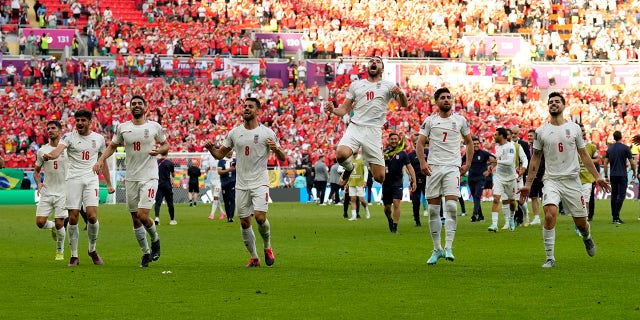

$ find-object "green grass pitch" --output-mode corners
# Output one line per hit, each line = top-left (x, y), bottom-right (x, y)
(1, 200), (639, 319)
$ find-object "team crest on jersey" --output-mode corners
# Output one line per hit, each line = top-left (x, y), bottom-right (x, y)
(452, 122), (457, 130)
(395, 155), (399, 159)
(376, 83), (381, 89)
(565, 129), (571, 139)
(144, 129), (150, 139)
(91, 140), (96, 149)
(254, 135), (259, 144)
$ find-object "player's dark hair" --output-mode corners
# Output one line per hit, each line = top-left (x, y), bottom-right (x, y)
(434, 87), (451, 100)
(472, 136), (480, 142)
(46, 120), (62, 129)
(548, 92), (565, 105)
(245, 97), (261, 109)
(74, 109), (92, 120)
(496, 127), (509, 140)
(528, 129), (535, 134)
(388, 132), (399, 139)
(131, 95), (146, 106)
(613, 130), (622, 141)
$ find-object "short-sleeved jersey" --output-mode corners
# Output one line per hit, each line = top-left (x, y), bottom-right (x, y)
(383, 150), (410, 187)
(223, 124), (279, 190)
(112, 120), (166, 181)
(36, 144), (68, 196)
(494, 142), (517, 182)
(60, 131), (106, 179)
(346, 79), (395, 127)
(533, 121), (585, 179)
(579, 142), (598, 184)
(419, 113), (470, 166)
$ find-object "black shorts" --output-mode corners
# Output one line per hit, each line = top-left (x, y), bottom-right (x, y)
(483, 178), (493, 190)
(188, 181), (199, 193)
(382, 185), (403, 205)
(530, 179), (544, 198)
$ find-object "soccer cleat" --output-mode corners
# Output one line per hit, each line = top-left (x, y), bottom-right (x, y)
(509, 219), (516, 231)
(55, 253), (64, 261)
(530, 217), (541, 225)
(441, 217), (445, 226)
(477, 215), (485, 222)
(151, 239), (161, 261)
(501, 223), (510, 230)
(488, 224), (498, 232)
(365, 211), (370, 219)
(140, 253), (152, 268)
(583, 238), (596, 257)
(444, 248), (455, 262)
(541, 259), (556, 268)
(426, 249), (445, 265)
(68, 256), (79, 266)
(88, 251), (103, 265)
(154, 217), (160, 225)
(220, 212), (227, 220)
(423, 210), (428, 217)
(348, 216), (357, 221)
(264, 248), (275, 266)
(246, 258), (261, 268)
(208, 214), (214, 220)
(471, 215), (477, 222)
(339, 169), (353, 186)
(50, 228), (57, 241)
(169, 220), (177, 225)
(459, 212), (467, 217)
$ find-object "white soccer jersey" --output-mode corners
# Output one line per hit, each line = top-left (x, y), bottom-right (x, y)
(112, 120), (166, 181)
(494, 141), (517, 182)
(533, 121), (585, 178)
(36, 144), (68, 196)
(346, 79), (395, 128)
(419, 113), (470, 166)
(223, 124), (279, 190)
(60, 131), (106, 179)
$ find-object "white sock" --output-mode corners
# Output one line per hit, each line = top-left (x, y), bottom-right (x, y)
(351, 209), (357, 218)
(56, 227), (66, 253)
(241, 227), (258, 259)
(42, 220), (55, 229)
(521, 202), (529, 218)
(134, 226), (150, 254)
(211, 199), (218, 215)
(444, 200), (457, 249)
(543, 227), (555, 260)
(492, 212), (499, 225)
(68, 224), (79, 257)
(87, 221), (99, 253)
(258, 219), (271, 249)
(502, 204), (511, 222)
(145, 223), (159, 242)
(428, 204), (442, 250)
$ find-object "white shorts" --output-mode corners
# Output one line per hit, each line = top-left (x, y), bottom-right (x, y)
(126, 179), (159, 212)
(338, 123), (384, 167)
(493, 179), (517, 201)
(236, 185), (269, 219)
(66, 176), (100, 210)
(349, 186), (365, 197)
(581, 183), (593, 200)
(36, 193), (68, 219)
(542, 177), (587, 217)
(209, 182), (221, 199)
(425, 165), (460, 199)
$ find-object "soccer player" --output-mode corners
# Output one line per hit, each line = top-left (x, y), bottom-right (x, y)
(34, 120), (68, 261)
(519, 92), (610, 268)
(344, 150), (371, 221)
(382, 133), (416, 233)
(526, 129), (544, 226)
(204, 97), (286, 268)
(603, 130), (636, 224)
(487, 128), (518, 233)
(416, 87), (473, 265)
(325, 56), (408, 186)
(154, 150), (176, 225)
(94, 95), (168, 267)
(578, 124), (600, 224)
(187, 161), (202, 207)
(43, 109), (115, 267)
(206, 155), (225, 220)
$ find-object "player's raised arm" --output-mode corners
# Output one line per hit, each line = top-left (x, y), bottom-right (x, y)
(326, 97), (354, 117)
(205, 141), (231, 160)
